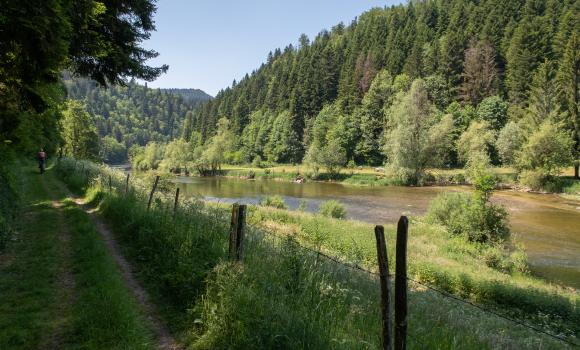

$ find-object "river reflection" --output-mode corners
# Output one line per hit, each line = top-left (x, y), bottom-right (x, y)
(175, 176), (580, 289)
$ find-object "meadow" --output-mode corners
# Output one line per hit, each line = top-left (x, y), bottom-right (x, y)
(55, 158), (579, 349)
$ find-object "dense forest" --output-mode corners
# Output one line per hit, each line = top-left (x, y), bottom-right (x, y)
(179, 0), (578, 186)
(64, 76), (211, 162)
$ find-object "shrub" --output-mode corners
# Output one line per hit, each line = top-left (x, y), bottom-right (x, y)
(251, 155), (263, 168)
(260, 195), (287, 209)
(319, 200), (347, 219)
(518, 170), (546, 191)
(427, 192), (509, 243)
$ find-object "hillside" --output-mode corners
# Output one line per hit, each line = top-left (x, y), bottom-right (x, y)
(160, 88), (213, 104)
(188, 0), (579, 176)
(64, 76), (212, 162)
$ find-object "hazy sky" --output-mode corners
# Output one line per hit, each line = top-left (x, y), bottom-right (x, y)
(142, 0), (402, 96)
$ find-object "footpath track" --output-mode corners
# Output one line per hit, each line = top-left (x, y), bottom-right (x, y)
(0, 163), (179, 350)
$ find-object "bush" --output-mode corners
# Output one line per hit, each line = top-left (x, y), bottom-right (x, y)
(260, 195), (287, 209)
(427, 192), (509, 243)
(518, 170), (547, 191)
(319, 200), (347, 219)
(251, 155), (263, 168)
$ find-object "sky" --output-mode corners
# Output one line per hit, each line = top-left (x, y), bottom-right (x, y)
(142, 0), (403, 96)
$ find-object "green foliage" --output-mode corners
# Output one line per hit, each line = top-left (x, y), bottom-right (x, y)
(64, 76), (207, 162)
(61, 100), (100, 160)
(477, 96), (508, 131)
(427, 192), (509, 244)
(1, 0), (166, 151)
(457, 121), (496, 165)
(496, 121), (526, 165)
(517, 122), (574, 177)
(100, 136), (127, 164)
(383, 79), (447, 184)
(318, 200), (347, 219)
(260, 195), (287, 209)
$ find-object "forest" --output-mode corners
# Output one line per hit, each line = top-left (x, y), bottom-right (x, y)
(64, 75), (211, 162)
(146, 0), (580, 190)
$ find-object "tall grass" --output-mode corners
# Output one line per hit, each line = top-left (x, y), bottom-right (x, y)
(55, 158), (579, 349)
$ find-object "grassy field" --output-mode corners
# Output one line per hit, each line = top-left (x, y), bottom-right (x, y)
(0, 162), (155, 350)
(53, 158), (579, 349)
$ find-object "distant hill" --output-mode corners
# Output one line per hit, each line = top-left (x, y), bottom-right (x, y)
(63, 75), (212, 162)
(161, 88), (213, 104)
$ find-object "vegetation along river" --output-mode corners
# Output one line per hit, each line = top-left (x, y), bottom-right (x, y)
(175, 176), (580, 289)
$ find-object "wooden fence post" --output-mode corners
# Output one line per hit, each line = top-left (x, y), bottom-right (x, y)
(125, 173), (130, 195)
(229, 204), (246, 261)
(147, 175), (160, 211)
(395, 216), (408, 350)
(173, 187), (180, 218)
(375, 225), (392, 350)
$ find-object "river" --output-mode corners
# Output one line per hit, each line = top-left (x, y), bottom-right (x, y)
(175, 176), (580, 289)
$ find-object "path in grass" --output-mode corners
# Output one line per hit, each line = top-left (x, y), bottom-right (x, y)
(71, 196), (180, 350)
(0, 163), (177, 349)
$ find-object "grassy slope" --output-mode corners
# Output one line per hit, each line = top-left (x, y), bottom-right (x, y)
(0, 162), (155, 350)
(55, 158), (578, 349)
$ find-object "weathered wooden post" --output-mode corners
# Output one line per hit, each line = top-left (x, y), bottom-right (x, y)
(173, 187), (180, 218)
(125, 173), (130, 195)
(375, 225), (392, 350)
(229, 204), (246, 261)
(147, 175), (160, 211)
(395, 216), (408, 350)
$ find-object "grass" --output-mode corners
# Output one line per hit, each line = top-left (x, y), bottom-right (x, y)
(53, 157), (579, 349)
(0, 161), (155, 350)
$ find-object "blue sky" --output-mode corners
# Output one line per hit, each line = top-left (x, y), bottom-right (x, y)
(142, 0), (402, 96)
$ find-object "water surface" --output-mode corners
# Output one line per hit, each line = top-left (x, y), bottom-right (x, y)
(176, 176), (580, 289)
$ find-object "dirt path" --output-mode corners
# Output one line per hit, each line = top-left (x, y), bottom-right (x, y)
(70, 196), (182, 350)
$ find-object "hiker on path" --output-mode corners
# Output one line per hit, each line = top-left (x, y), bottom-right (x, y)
(38, 148), (46, 174)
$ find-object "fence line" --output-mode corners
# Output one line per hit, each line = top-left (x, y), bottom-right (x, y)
(64, 159), (578, 348)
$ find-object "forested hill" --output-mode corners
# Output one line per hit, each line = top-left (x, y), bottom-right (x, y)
(188, 0), (579, 168)
(161, 88), (213, 104)
(64, 76), (212, 162)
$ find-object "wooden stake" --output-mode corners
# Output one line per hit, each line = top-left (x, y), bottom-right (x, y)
(125, 173), (130, 195)
(147, 175), (160, 211)
(173, 187), (180, 218)
(375, 225), (392, 350)
(229, 204), (246, 261)
(395, 216), (408, 350)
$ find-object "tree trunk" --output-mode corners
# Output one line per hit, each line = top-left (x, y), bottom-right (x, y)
(575, 163), (579, 179)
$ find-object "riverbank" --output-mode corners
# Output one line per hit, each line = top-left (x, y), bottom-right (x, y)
(203, 164), (580, 197)
(55, 158), (579, 348)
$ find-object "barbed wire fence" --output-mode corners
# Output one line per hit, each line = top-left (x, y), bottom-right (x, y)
(60, 158), (579, 349)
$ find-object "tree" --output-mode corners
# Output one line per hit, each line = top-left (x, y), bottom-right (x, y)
(496, 122), (526, 166)
(162, 139), (191, 171)
(356, 70), (393, 165)
(383, 79), (442, 185)
(460, 40), (498, 105)
(0, 0), (167, 150)
(477, 96), (508, 131)
(557, 32), (580, 178)
(517, 122), (574, 177)
(61, 100), (100, 160)
(202, 118), (236, 173)
(457, 121), (496, 165)
(526, 60), (563, 129)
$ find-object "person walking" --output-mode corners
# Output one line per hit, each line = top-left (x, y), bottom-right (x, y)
(38, 148), (46, 174)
